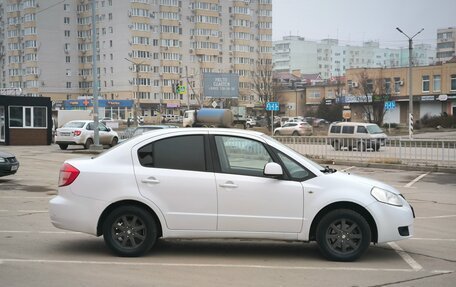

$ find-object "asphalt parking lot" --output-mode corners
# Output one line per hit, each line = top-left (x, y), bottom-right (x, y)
(0, 144), (455, 287)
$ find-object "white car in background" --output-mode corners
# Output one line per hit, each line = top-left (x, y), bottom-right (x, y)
(55, 120), (119, 150)
(50, 128), (414, 261)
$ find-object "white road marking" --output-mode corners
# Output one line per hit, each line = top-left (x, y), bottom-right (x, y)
(404, 172), (430, 188)
(388, 242), (423, 271)
(341, 166), (356, 172)
(0, 196), (53, 199)
(0, 258), (423, 272)
(0, 230), (80, 234)
(411, 238), (456, 242)
(0, 210), (48, 213)
(415, 215), (456, 219)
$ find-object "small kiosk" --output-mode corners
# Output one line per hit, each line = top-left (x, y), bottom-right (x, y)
(0, 92), (53, 145)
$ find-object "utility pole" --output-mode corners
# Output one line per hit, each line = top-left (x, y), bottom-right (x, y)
(90, 0), (102, 150)
(185, 66), (190, 110)
(396, 27), (424, 139)
(124, 58), (144, 127)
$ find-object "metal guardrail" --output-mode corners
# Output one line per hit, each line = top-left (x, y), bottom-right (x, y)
(274, 136), (456, 168)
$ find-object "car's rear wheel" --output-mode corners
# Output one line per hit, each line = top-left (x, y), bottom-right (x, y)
(292, 131), (299, 136)
(274, 131), (280, 136)
(58, 144), (68, 150)
(84, 138), (93, 149)
(103, 205), (158, 257)
(316, 209), (371, 262)
(110, 137), (118, 147)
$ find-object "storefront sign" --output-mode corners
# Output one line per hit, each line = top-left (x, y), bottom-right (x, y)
(438, 94), (448, 101)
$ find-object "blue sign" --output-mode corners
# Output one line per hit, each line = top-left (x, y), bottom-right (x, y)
(266, 102), (279, 111)
(384, 101), (396, 110)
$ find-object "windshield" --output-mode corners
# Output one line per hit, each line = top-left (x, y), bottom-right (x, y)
(366, 124), (384, 134)
(63, 121), (86, 128)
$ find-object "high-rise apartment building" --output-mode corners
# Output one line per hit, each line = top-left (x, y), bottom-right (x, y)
(436, 27), (456, 62)
(273, 36), (435, 79)
(0, 0), (272, 116)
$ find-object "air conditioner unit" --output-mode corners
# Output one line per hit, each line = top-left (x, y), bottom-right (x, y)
(352, 82), (358, 88)
(128, 11), (132, 17)
(129, 80), (133, 85)
(206, 36), (210, 40)
(399, 80), (404, 86)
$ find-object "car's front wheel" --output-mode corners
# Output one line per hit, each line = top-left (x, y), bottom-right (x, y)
(110, 137), (118, 147)
(316, 209), (371, 262)
(102, 205), (158, 257)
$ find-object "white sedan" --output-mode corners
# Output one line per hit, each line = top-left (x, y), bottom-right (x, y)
(55, 120), (119, 150)
(49, 128), (414, 261)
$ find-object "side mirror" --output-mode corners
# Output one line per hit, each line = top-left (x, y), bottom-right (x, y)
(264, 162), (283, 177)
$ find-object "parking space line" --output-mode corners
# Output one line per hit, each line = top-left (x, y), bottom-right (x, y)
(411, 238), (456, 242)
(416, 215), (456, 219)
(0, 258), (420, 272)
(341, 166), (356, 172)
(0, 230), (80, 234)
(388, 242), (423, 271)
(0, 210), (48, 213)
(404, 172), (430, 188)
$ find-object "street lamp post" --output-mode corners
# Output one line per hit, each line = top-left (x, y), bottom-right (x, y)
(396, 27), (424, 139)
(124, 58), (144, 127)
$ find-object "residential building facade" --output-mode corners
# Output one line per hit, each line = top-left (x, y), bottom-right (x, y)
(0, 0), (272, 118)
(436, 27), (456, 63)
(273, 36), (436, 80)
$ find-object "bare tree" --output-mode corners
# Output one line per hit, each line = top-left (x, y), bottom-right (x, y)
(354, 70), (389, 125)
(251, 59), (280, 104)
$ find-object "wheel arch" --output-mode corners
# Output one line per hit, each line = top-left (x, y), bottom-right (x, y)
(308, 201), (378, 243)
(97, 200), (163, 238)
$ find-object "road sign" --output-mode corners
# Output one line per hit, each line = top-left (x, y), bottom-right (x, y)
(384, 101), (396, 110)
(176, 85), (186, 95)
(265, 102), (279, 111)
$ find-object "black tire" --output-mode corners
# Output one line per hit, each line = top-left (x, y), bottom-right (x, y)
(247, 124), (252, 128)
(274, 131), (280, 136)
(292, 131), (299, 136)
(316, 209), (371, 262)
(84, 138), (93, 149)
(59, 144), (68, 150)
(110, 137), (118, 147)
(102, 205), (158, 257)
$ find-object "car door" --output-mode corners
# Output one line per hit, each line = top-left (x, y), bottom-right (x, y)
(213, 135), (304, 233)
(282, 123), (296, 135)
(97, 122), (111, 144)
(133, 133), (217, 231)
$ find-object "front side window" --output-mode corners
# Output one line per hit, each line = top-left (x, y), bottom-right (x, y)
(276, 150), (310, 181)
(357, 126), (368, 133)
(215, 136), (271, 177)
(138, 135), (206, 171)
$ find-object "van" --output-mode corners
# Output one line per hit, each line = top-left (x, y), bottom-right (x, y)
(328, 122), (387, 151)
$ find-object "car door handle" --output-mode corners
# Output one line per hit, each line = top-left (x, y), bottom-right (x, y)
(141, 177), (160, 184)
(219, 182), (238, 188)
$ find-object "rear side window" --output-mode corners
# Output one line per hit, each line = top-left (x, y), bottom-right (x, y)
(330, 125), (341, 133)
(138, 135), (206, 171)
(342, 126), (355, 134)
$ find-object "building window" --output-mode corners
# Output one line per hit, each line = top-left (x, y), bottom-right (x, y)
(433, 75), (441, 92)
(64, 3), (70, 10)
(66, 82), (71, 88)
(64, 30), (70, 37)
(394, 77), (401, 93)
(422, 75), (430, 92)
(64, 17), (70, 24)
(9, 106), (47, 128)
(451, 75), (456, 91)
(66, 56), (71, 63)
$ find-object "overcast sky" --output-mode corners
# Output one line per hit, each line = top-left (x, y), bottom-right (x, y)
(272, 0), (456, 48)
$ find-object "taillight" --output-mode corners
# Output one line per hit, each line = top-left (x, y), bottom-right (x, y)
(73, 130), (82, 136)
(58, 163), (80, 187)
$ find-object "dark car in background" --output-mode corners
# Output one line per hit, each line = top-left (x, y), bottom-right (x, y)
(0, 150), (19, 177)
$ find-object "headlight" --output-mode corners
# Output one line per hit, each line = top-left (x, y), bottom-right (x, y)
(371, 187), (403, 207)
(0, 157), (6, 163)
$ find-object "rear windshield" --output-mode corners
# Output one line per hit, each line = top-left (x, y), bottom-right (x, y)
(366, 125), (383, 134)
(63, 122), (86, 128)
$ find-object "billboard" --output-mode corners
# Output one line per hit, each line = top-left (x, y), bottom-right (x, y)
(203, 73), (239, 99)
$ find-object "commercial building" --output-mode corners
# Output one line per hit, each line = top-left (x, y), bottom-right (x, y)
(0, 0), (272, 118)
(343, 61), (456, 124)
